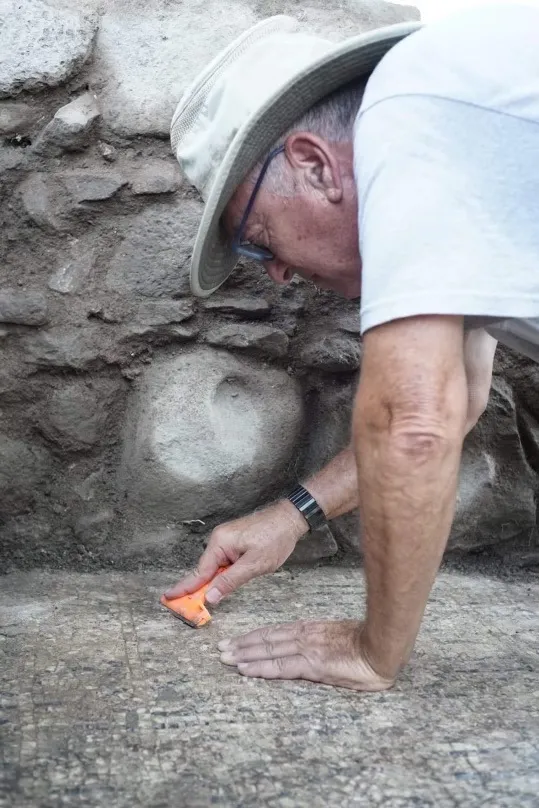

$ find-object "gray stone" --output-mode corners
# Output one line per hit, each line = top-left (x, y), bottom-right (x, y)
(48, 236), (97, 294)
(1, 566), (538, 807)
(0, 101), (40, 135)
(37, 378), (120, 451)
(120, 302), (198, 342)
(74, 468), (105, 502)
(449, 378), (537, 551)
(90, 0), (417, 137)
(297, 331), (361, 372)
(0, 436), (48, 516)
(59, 170), (126, 203)
(92, 3), (259, 137)
(33, 92), (101, 155)
(203, 296), (271, 319)
(136, 300), (194, 326)
(0, 289), (48, 326)
(120, 347), (303, 523)
(21, 326), (101, 370)
(289, 524), (338, 563)
(97, 140), (117, 162)
(129, 160), (182, 195)
(0, 0), (98, 97)
(106, 200), (202, 297)
(206, 323), (289, 358)
(74, 508), (115, 544)
(19, 173), (64, 231)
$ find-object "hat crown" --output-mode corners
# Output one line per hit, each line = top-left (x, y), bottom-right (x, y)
(170, 16), (333, 199)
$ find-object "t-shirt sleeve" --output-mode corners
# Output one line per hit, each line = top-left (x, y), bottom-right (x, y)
(354, 94), (539, 335)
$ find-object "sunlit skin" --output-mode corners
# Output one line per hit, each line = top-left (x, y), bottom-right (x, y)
(222, 133), (362, 298)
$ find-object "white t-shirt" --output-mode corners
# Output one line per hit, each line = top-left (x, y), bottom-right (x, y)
(354, 3), (539, 362)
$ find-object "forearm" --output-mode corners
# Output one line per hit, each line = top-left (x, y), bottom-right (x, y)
(302, 445), (358, 520)
(354, 402), (466, 680)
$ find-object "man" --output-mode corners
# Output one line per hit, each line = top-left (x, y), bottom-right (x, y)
(164, 5), (539, 690)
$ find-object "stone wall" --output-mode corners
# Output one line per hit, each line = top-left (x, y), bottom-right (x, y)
(1, 0), (538, 572)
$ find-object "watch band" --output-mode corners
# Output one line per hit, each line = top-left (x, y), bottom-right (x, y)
(286, 485), (327, 532)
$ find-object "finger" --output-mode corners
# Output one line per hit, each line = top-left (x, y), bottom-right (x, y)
(236, 655), (308, 681)
(163, 546), (226, 598)
(218, 621), (305, 651)
(204, 555), (264, 605)
(221, 639), (300, 666)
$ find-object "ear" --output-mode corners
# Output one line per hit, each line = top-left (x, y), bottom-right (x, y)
(284, 132), (343, 203)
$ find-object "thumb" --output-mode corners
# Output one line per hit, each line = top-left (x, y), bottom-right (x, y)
(205, 555), (259, 605)
(163, 546), (224, 599)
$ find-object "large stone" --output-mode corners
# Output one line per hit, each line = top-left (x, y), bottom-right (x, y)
(128, 160), (182, 195)
(120, 301), (198, 343)
(0, 436), (49, 517)
(48, 236), (98, 294)
(19, 173), (64, 232)
(21, 326), (102, 370)
(37, 378), (122, 452)
(59, 170), (126, 203)
(0, 102), (40, 135)
(120, 347), (303, 523)
(296, 331), (362, 372)
(106, 200), (202, 297)
(448, 377), (537, 551)
(0, 0), (98, 97)
(33, 92), (101, 156)
(206, 323), (289, 358)
(0, 289), (48, 326)
(91, 0), (417, 137)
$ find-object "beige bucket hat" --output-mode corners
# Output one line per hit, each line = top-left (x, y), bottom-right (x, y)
(170, 15), (421, 297)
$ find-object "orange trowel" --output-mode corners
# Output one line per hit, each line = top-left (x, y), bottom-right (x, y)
(160, 567), (228, 628)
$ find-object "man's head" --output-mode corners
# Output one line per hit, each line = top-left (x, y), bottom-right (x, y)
(170, 16), (419, 297)
(223, 80), (366, 298)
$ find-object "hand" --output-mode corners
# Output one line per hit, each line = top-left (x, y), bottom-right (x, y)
(163, 500), (308, 604)
(218, 620), (395, 691)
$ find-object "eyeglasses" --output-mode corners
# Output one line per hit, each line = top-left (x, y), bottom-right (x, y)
(230, 145), (285, 263)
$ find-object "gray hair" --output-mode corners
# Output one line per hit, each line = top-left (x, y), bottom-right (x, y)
(254, 77), (367, 194)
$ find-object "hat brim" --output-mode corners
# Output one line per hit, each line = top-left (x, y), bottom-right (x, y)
(190, 21), (422, 297)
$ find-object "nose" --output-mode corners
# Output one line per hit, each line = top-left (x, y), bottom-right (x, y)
(265, 259), (293, 285)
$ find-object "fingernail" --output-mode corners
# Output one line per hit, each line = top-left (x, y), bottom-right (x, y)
(163, 591), (174, 599)
(237, 663), (248, 673)
(205, 587), (222, 605)
(220, 652), (236, 666)
(217, 639), (231, 651)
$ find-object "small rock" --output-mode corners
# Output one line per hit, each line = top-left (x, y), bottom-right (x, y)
(22, 327), (101, 370)
(0, 102), (40, 135)
(98, 141), (117, 162)
(0, 0), (98, 97)
(182, 519), (206, 534)
(203, 296), (270, 319)
(336, 312), (361, 335)
(206, 323), (289, 358)
(59, 170), (125, 203)
(48, 236), (97, 294)
(106, 200), (202, 297)
(288, 524), (338, 563)
(297, 333), (361, 373)
(0, 289), (48, 326)
(129, 160), (181, 195)
(33, 92), (100, 155)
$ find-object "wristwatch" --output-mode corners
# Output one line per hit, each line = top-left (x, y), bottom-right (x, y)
(286, 484), (327, 532)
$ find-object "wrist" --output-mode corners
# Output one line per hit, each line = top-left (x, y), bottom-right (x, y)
(359, 622), (407, 682)
(275, 498), (311, 540)
(285, 484), (327, 533)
